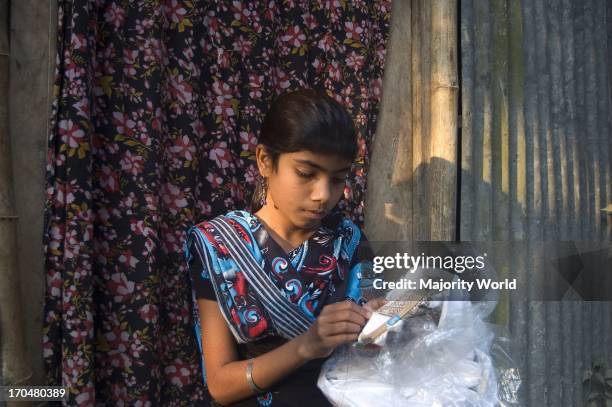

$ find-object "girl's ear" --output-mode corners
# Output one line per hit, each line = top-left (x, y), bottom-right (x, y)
(255, 145), (273, 177)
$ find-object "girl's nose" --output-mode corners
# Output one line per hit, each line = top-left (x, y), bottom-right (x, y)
(311, 179), (331, 205)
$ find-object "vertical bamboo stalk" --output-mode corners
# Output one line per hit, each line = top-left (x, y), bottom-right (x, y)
(473, 0), (492, 242)
(411, 0), (432, 240)
(428, 0), (458, 241)
(365, 0), (413, 241)
(0, 0), (33, 394)
(490, 0), (510, 327)
(460, 0), (474, 240)
(491, 0), (510, 242)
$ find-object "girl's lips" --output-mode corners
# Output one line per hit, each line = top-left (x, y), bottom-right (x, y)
(304, 209), (325, 219)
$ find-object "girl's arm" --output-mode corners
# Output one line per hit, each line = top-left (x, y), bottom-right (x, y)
(198, 298), (373, 406)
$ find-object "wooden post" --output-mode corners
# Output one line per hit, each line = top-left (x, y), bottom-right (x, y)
(366, 0), (458, 241)
(428, 0), (458, 240)
(365, 0), (414, 241)
(0, 0), (33, 396)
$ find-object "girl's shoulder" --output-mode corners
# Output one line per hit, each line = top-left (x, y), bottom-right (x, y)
(186, 210), (258, 259)
(192, 209), (255, 228)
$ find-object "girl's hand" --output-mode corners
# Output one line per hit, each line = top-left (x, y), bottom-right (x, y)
(297, 300), (372, 360)
(363, 297), (388, 313)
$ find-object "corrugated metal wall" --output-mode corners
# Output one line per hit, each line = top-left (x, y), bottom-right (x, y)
(460, 0), (612, 405)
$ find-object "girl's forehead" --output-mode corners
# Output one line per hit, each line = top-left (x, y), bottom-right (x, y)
(281, 151), (352, 173)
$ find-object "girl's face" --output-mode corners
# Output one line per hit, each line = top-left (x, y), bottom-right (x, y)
(257, 147), (352, 231)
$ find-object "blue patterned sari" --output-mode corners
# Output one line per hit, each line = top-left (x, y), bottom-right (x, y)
(184, 210), (372, 406)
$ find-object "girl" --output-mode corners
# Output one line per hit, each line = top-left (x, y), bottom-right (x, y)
(185, 89), (382, 406)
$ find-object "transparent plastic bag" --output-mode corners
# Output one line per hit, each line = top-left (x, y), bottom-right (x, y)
(318, 293), (521, 406)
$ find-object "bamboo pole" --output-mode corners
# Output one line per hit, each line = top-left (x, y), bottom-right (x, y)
(459, 0), (474, 240)
(365, 0), (413, 241)
(428, 0), (458, 241)
(473, 0), (492, 242)
(491, 0), (510, 243)
(0, 0), (34, 399)
(411, 0), (432, 241)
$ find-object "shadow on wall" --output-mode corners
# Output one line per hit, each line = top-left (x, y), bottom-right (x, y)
(365, 156), (612, 407)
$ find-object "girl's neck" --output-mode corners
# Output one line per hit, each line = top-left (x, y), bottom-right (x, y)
(254, 205), (318, 252)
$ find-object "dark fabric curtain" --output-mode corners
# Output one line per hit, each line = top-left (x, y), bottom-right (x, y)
(43, 0), (391, 405)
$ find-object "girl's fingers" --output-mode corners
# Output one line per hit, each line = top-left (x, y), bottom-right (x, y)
(318, 312), (365, 335)
(327, 333), (360, 347)
(364, 298), (387, 313)
(334, 309), (367, 326)
(342, 300), (373, 319)
(324, 321), (363, 336)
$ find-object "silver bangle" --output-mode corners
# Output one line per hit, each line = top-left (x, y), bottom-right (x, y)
(246, 359), (265, 394)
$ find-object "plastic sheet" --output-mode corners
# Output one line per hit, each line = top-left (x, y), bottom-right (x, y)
(318, 293), (521, 406)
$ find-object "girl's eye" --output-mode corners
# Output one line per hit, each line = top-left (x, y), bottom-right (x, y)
(296, 170), (314, 179)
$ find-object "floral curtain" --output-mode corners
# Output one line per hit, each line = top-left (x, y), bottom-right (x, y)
(43, 0), (391, 405)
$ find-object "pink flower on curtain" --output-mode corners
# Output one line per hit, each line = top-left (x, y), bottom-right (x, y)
(344, 21), (364, 41)
(59, 119), (85, 148)
(113, 112), (136, 137)
(161, 182), (189, 215)
(120, 150), (145, 175)
(104, 3), (126, 29)
(281, 25), (306, 48)
(99, 165), (120, 192)
(169, 135), (196, 161)
(168, 73), (194, 105)
(165, 0), (188, 24)
(209, 141), (232, 168)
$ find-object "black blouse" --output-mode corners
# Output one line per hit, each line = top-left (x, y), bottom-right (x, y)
(190, 253), (333, 407)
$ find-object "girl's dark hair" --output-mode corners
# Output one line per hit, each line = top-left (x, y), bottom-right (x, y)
(250, 89), (358, 212)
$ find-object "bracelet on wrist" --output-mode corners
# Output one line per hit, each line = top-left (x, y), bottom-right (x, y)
(245, 359), (265, 394)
